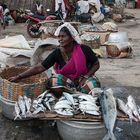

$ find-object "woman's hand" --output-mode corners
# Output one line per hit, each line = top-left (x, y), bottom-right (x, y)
(8, 75), (20, 82)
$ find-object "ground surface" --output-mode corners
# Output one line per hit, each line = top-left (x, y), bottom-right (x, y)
(0, 8), (140, 140)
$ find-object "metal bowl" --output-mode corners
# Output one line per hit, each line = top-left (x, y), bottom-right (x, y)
(57, 120), (106, 140)
(0, 96), (31, 120)
(107, 32), (128, 43)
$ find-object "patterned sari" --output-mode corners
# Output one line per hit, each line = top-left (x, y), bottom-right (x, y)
(46, 74), (100, 94)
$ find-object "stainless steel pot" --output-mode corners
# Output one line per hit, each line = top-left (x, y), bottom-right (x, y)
(57, 120), (106, 140)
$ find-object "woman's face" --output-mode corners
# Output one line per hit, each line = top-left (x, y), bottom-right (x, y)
(58, 31), (74, 48)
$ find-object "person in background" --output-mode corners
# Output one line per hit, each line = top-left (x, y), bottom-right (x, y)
(8, 22), (100, 94)
(34, 1), (44, 16)
(55, 0), (67, 19)
(0, 2), (3, 24)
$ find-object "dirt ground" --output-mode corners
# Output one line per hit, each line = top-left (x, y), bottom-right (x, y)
(0, 8), (140, 140)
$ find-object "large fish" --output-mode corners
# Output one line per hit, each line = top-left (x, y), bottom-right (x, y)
(100, 88), (117, 140)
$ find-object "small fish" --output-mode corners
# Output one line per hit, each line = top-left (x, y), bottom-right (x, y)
(78, 94), (98, 103)
(55, 109), (73, 116)
(79, 100), (98, 107)
(37, 90), (48, 99)
(63, 92), (75, 106)
(32, 107), (44, 115)
(79, 104), (99, 112)
(18, 96), (26, 118)
(54, 102), (73, 110)
(23, 96), (32, 116)
(14, 102), (22, 120)
(85, 110), (100, 116)
(126, 95), (140, 121)
(117, 98), (137, 123)
(100, 88), (117, 140)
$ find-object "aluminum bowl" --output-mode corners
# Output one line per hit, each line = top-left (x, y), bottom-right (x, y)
(107, 32), (128, 43)
(57, 120), (106, 140)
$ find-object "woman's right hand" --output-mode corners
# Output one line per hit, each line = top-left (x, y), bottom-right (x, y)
(8, 75), (20, 82)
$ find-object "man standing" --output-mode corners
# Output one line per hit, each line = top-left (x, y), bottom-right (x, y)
(55, 0), (67, 19)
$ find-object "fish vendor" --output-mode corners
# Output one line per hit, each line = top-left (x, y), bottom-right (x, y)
(9, 22), (100, 94)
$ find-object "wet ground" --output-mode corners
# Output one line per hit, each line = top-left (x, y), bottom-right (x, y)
(0, 8), (140, 140)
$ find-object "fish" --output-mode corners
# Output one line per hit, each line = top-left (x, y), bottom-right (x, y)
(126, 95), (140, 121)
(78, 94), (97, 103)
(79, 103), (99, 112)
(14, 102), (22, 120)
(99, 88), (117, 140)
(32, 107), (44, 115)
(85, 110), (100, 116)
(18, 95), (26, 118)
(88, 88), (103, 97)
(116, 98), (138, 123)
(63, 92), (75, 106)
(55, 108), (73, 116)
(79, 100), (98, 107)
(23, 96), (32, 116)
(54, 102), (73, 110)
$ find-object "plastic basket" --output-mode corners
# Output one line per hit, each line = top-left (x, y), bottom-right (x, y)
(0, 66), (47, 101)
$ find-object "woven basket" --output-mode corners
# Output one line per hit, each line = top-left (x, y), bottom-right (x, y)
(82, 37), (101, 49)
(0, 66), (47, 101)
(106, 45), (121, 57)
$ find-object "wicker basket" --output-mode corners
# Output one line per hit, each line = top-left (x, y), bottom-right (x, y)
(82, 38), (101, 49)
(106, 45), (121, 57)
(0, 66), (47, 101)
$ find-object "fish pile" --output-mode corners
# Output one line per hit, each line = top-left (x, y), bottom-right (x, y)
(14, 90), (56, 120)
(14, 95), (32, 120)
(54, 89), (103, 116)
(32, 90), (56, 115)
(117, 95), (140, 123)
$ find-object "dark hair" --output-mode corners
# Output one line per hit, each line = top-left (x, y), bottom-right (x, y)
(60, 27), (72, 38)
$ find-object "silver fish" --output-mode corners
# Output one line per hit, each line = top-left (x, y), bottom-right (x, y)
(18, 95), (26, 118)
(100, 88), (117, 140)
(23, 96), (32, 116)
(79, 103), (99, 111)
(85, 110), (100, 116)
(117, 98), (137, 123)
(126, 95), (140, 120)
(63, 92), (75, 106)
(54, 102), (73, 110)
(32, 107), (44, 115)
(55, 108), (73, 116)
(78, 94), (97, 103)
(14, 102), (22, 120)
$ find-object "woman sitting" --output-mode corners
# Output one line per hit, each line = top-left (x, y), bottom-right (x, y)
(9, 22), (100, 94)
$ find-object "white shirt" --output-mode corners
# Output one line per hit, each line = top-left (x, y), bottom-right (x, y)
(55, 0), (66, 19)
(0, 6), (3, 17)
